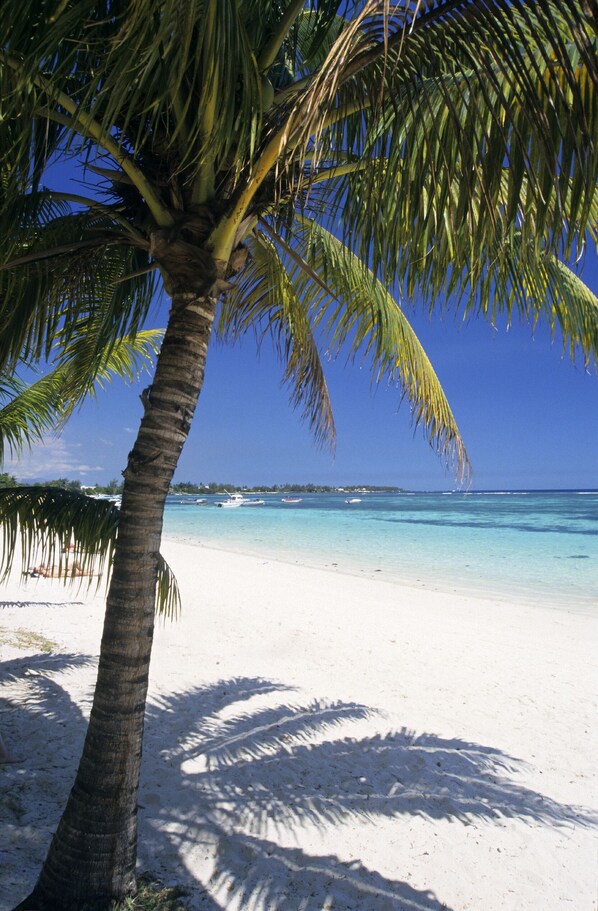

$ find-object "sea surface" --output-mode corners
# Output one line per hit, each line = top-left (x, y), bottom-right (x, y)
(163, 490), (597, 612)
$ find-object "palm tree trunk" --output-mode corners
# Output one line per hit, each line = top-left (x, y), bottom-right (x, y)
(19, 289), (216, 911)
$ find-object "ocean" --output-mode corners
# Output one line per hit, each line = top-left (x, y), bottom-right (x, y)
(163, 490), (597, 612)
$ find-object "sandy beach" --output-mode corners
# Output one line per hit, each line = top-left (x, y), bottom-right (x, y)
(1, 538), (596, 911)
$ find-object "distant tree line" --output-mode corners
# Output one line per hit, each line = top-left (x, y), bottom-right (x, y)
(0, 474), (402, 495)
(170, 481), (403, 494)
(170, 481), (233, 494)
(0, 474), (123, 494)
(0, 473), (84, 490)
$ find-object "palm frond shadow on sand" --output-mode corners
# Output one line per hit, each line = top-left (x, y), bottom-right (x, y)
(3, 665), (595, 910)
(138, 676), (596, 910)
(1, 652), (96, 906)
(0, 654), (596, 911)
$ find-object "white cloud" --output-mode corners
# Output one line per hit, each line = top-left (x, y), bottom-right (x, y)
(4, 437), (103, 482)
(124, 427), (136, 434)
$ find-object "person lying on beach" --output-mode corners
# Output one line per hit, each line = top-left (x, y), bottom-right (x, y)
(28, 542), (99, 578)
(0, 732), (22, 764)
(28, 561), (95, 578)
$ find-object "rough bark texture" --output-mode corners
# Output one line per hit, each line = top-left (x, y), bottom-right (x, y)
(17, 283), (216, 911)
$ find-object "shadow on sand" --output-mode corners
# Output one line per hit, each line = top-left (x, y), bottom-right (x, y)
(2, 667), (595, 910)
(139, 677), (596, 909)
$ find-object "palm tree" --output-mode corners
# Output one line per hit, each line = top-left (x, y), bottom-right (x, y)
(1, 2), (596, 908)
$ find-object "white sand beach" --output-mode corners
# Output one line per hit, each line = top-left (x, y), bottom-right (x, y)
(1, 538), (596, 911)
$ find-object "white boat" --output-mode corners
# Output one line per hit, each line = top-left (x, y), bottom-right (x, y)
(345, 497), (362, 504)
(216, 493), (265, 508)
(216, 493), (245, 508)
(91, 494), (122, 505)
(281, 497), (302, 503)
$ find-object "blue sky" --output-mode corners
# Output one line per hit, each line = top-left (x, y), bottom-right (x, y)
(6, 261), (597, 491)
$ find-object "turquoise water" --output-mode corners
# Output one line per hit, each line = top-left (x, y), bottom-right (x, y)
(163, 491), (597, 611)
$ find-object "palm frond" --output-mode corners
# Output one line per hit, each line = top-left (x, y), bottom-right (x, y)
(0, 487), (180, 618)
(222, 219), (470, 478)
(0, 486), (118, 584)
(281, 1), (597, 280)
(218, 230), (336, 447)
(55, 327), (164, 412)
(514, 249), (598, 369)
(263, 5), (349, 84)
(0, 211), (156, 374)
(1, 0), (266, 187)
(285, 216), (472, 479)
(299, 146), (597, 359)
(0, 373), (66, 464)
(0, 329), (163, 464)
(155, 554), (182, 622)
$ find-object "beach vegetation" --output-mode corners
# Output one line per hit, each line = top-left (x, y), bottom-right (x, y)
(0, 626), (58, 653)
(1, 2), (597, 909)
(108, 876), (189, 911)
(99, 479), (125, 495)
(40, 478), (82, 491)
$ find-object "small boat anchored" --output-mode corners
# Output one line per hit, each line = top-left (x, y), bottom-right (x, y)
(281, 497), (302, 504)
(215, 493), (244, 508)
(345, 497), (362, 504)
(216, 493), (265, 508)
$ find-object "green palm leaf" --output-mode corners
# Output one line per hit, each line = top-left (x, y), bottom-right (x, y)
(291, 217), (471, 478)
(303, 148), (598, 364)
(218, 230), (336, 446)
(0, 487), (180, 619)
(287, 6), (596, 289)
(0, 374), (64, 463)
(222, 221), (471, 478)
(0, 237), (156, 375)
(0, 329), (163, 463)
(55, 326), (164, 412)
(540, 256), (598, 368)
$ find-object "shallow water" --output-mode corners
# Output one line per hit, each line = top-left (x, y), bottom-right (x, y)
(163, 490), (597, 611)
